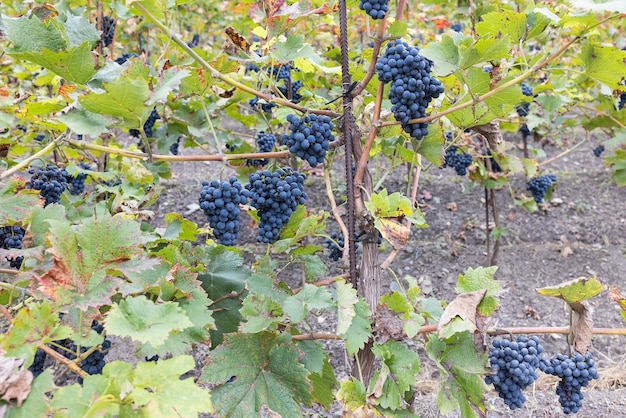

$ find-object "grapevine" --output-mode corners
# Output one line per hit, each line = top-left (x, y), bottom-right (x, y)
(443, 146), (473, 176)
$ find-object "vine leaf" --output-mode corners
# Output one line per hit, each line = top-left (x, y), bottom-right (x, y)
(536, 277), (605, 304)
(336, 280), (373, 355)
(105, 295), (193, 348)
(0, 356), (32, 407)
(456, 266), (501, 316)
(239, 294), (286, 333)
(0, 301), (72, 366)
(200, 332), (312, 418)
(569, 0), (626, 12)
(580, 45), (626, 89)
(422, 35), (460, 77)
(437, 290), (487, 339)
(426, 332), (488, 418)
(50, 375), (119, 417)
(608, 286), (626, 322)
(129, 356), (213, 416)
(605, 149), (626, 186)
(196, 246), (250, 347)
(369, 341), (421, 411)
(0, 181), (41, 224)
(283, 284), (334, 323)
(6, 369), (54, 417)
(475, 11), (527, 43)
(57, 106), (112, 136)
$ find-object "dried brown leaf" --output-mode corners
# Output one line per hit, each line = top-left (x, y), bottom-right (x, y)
(570, 301), (594, 354)
(437, 289), (487, 335)
(0, 356), (32, 407)
(373, 304), (403, 343)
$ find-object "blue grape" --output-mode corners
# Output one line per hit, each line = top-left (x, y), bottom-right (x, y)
(99, 16), (116, 47)
(359, 0), (389, 19)
(187, 33), (200, 48)
(68, 163), (91, 196)
(325, 232), (345, 261)
(130, 108), (160, 138)
(27, 164), (69, 206)
(282, 114), (334, 167)
(245, 168), (307, 243)
(199, 177), (249, 246)
(451, 22), (462, 32)
(170, 137), (182, 155)
(516, 83), (533, 117)
(593, 145), (605, 157)
(487, 150), (502, 173)
(542, 352), (599, 414)
(248, 96), (276, 113)
(29, 349), (46, 377)
(619, 92), (626, 110)
(526, 174), (557, 204)
(519, 123), (531, 138)
(0, 225), (25, 269)
(246, 132), (277, 168)
(484, 337), (546, 410)
(443, 145), (472, 176)
(114, 53), (138, 65)
(375, 39), (444, 140)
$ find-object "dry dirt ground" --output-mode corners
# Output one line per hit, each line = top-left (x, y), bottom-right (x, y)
(148, 128), (626, 417)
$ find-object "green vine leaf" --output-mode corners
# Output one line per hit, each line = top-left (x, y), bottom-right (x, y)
(105, 295), (193, 348)
(605, 149), (626, 186)
(200, 332), (312, 418)
(456, 266), (502, 316)
(283, 284), (334, 323)
(475, 11), (527, 43)
(6, 370), (55, 418)
(0, 182), (41, 224)
(50, 375), (119, 418)
(580, 45), (626, 89)
(536, 277), (605, 304)
(369, 341), (421, 410)
(422, 35), (461, 77)
(239, 294), (286, 333)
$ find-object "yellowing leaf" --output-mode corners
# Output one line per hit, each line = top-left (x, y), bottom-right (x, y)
(536, 277), (605, 304)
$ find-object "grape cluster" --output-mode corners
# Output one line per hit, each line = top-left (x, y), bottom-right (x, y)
(170, 137), (181, 155)
(29, 349), (46, 377)
(246, 132), (277, 168)
(516, 83), (534, 117)
(34, 134), (45, 142)
(542, 353), (599, 414)
(79, 321), (111, 379)
(325, 232), (345, 261)
(130, 108), (160, 138)
(27, 164), (69, 207)
(526, 174), (557, 204)
(484, 337), (546, 410)
(359, 0), (389, 19)
(0, 225), (25, 269)
(100, 16), (116, 47)
(248, 97), (276, 113)
(376, 40), (444, 140)
(114, 53), (138, 65)
(487, 150), (502, 173)
(443, 145), (472, 176)
(245, 168), (307, 243)
(68, 163), (91, 196)
(451, 22), (462, 32)
(282, 114), (334, 167)
(593, 144), (605, 157)
(618, 92), (626, 110)
(279, 79), (303, 103)
(198, 177), (249, 246)
(187, 33), (200, 48)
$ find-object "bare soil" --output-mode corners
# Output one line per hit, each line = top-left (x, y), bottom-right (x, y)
(143, 131), (626, 417)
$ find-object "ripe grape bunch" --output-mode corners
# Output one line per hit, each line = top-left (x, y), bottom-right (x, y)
(325, 232), (345, 261)
(245, 168), (307, 243)
(130, 108), (160, 138)
(100, 16), (116, 47)
(68, 163), (92, 196)
(443, 145), (472, 176)
(619, 92), (626, 110)
(0, 225), (25, 269)
(283, 114), (334, 168)
(526, 174), (557, 204)
(198, 177), (249, 246)
(484, 336), (547, 410)
(246, 132), (277, 168)
(359, 0), (389, 19)
(542, 352), (599, 414)
(376, 40), (445, 140)
(516, 82), (534, 117)
(592, 144), (605, 157)
(27, 164), (70, 206)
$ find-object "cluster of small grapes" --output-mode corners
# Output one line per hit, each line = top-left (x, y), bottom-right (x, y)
(29, 349), (47, 377)
(487, 150), (502, 173)
(198, 177), (249, 246)
(130, 108), (160, 138)
(516, 83), (534, 117)
(619, 92), (626, 110)
(34, 133), (45, 142)
(592, 144), (605, 157)
(325, 232), (345, 261)
(526, 174), (557, 203)
(187, 33), (200, 48)
(376, 40), (445, 140)
(170, 137), (182, 155)
(443, 145), (472, 176)
(246, 132), (276, 168)
(282, 114), (334, 167)
(245, 168), (307, 243)
(100, 16), (116, 47)
(484, 337), (546, 410)
(79, 321), (111, 380)
(68, 163), (92, 196)
(114, 53), (139, 65)
(248, 97), (276, 113)
(278, 79), (303, 103)
(359, 0), (389, 19)
(542, 353), (599, 414)
(450, 22), (462, 32)
(27, 164), (70, 206)
(0, 225), (25, 269)
(249, 64), (303, 111)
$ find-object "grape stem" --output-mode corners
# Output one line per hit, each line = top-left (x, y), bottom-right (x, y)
(0, 137), (61, 180)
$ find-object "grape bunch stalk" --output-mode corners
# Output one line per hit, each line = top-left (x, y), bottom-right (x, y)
(443, 145), (473, 176)
(526, 174), (557, 204)
(245, 168), (307, 243)
(484, 336), (547, 410)
(376, 39), (445, 140)
(283, 114), (334, 167)
(198, 177), (249, 246)
(542, 352), (599, 414)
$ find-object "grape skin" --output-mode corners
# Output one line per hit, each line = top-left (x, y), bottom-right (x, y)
(592, 145), (605, 157)
(198, 177), (249, 246)
(325, 232), (345, 261)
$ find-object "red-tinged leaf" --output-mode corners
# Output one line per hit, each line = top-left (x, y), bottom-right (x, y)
(266, 2), (336, 38)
